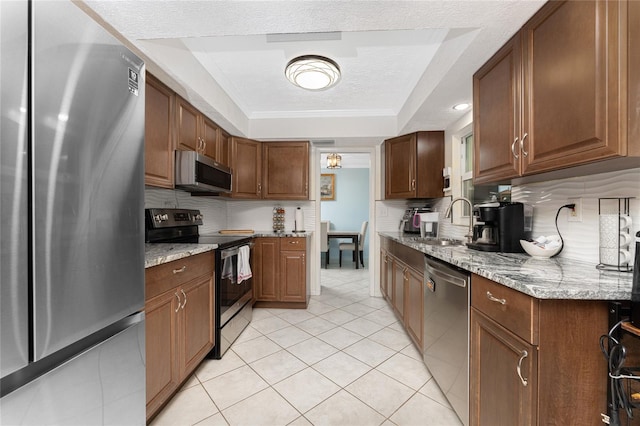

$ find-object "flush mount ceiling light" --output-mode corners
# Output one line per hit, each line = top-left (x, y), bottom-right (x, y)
(285, 55), (341, 91)
(326, 153), (342, 169)
(452, 103), (471, 111)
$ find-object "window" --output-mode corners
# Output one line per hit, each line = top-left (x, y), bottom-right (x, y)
(460, 133), (474, 217)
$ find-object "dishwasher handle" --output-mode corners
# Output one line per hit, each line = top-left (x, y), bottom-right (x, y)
(424, 258), (468, 288)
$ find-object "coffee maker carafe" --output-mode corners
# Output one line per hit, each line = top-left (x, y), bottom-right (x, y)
(467, 202), (532, 252)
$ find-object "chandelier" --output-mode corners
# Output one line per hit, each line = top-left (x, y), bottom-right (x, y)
(285, 55), (341, 91)
(326, 153), (342, 169)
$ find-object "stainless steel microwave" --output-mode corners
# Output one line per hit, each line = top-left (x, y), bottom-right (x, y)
(175, 151), (232, 193)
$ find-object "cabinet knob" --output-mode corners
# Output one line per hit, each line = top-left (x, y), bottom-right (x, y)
(173, 266), (187, 274)
(517, 350), (529, 386)
(486, 291), (506, 305)
(520, 133), (529, 157)
(174, 292), (181, 313)
(181, 289), (187, 309)
(511, 137), (519, 159)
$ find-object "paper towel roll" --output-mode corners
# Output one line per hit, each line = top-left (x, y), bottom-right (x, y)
(295, 208), (304, 232)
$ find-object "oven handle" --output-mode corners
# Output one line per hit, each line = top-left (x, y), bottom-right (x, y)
(220, 243), (254, 260)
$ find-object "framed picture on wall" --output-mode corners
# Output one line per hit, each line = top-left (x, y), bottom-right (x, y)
(320, 174), (335, 200)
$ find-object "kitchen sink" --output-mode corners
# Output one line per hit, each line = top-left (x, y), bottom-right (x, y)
(404, 237), (465, 246)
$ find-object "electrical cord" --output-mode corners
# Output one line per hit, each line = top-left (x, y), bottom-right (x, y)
(553, 204), (575, 257)
(600, 321), (640, 425)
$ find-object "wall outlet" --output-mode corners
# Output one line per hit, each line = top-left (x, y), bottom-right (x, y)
(567, 198), (582, 222)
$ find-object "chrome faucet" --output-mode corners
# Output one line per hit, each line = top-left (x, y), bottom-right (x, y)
(445, 197), (474, 244)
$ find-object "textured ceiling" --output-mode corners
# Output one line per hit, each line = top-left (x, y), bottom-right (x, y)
(84, 0), (546, 146)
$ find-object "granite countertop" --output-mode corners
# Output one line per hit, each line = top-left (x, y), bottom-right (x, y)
(380, 232), (634, 301)
(145, 244), (217, 268)
(145, 231), (311, 268)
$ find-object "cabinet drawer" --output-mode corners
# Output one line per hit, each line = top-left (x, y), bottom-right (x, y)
(471, 274), (538, 344)
(146, 251), (215, 300)
(280, 237), (306, 251)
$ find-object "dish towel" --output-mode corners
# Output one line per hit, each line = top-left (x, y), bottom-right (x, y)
(221, 256), (234, 282)
(238, 245), (252, 284)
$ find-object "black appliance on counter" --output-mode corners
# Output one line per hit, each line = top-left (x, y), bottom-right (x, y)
(467, 202), (533, 253)
(145, 208), (253, 359)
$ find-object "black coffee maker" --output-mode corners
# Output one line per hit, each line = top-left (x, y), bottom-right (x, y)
(467, 202), (532, 252)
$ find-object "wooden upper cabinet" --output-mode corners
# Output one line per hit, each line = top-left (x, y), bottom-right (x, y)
(262, 141), (309, 200)
(630, 0), (640, 152)
(175, 96), (220, 161)
(201, 116), (219, 161)
(144, 74), (175, 189)
(385, 131), (444, 199)
(230, 137), (262, 199)
(217, 130), (231, 167)
(474, 0), (630, 184)
(473, 36), (522, 184)
(385, 134), (417, 199)
(229, 139), (309, 200)
(176, 96), (200, 152)
(521, 0), (625, 174)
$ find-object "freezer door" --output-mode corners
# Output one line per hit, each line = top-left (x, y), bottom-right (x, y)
(0, 0), (30, 378)
(0, 315), (146, 426)
(32, 1), (145, 360)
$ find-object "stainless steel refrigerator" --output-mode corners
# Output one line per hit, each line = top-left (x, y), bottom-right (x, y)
(1, 1), (145, 424)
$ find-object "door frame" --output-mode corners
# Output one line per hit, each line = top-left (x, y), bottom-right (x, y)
(312, 146), (378, 296)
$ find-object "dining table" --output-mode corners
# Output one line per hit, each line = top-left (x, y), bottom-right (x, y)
(327, 230), (361, 269)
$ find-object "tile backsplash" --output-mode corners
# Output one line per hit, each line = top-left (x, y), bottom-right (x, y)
(144, 188), (315, 233)
(510, 167), (639, 265)
(377, 168), (639, 266)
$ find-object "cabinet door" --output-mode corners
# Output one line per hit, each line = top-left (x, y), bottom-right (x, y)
(176, 97), (199, 152)
(201, 116), (219, 161)
(470, 309), (537, 426)
(144, 74), (174, 189)
(145, 291), (179, 418)
(385, 134), (416, 199)
(254, 238), (279, 301)
(230, 137), (262, 199)
(262, 142), (309, 200)
(217, 130), (231, 167)
(280, 250), (306, 302)
(392, 258), (405, 320)
(521, 0), (625, 175)
(380, 250), (390, 300)
(473, 35), (522, 184)
(404, 266), (423, 351)
(179, 276), (214, 377)
(415, 131), (444, 198)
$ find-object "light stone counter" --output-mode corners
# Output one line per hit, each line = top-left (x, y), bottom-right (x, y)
(144, 232), (311, 268)
(145, 244), (216, 268)
(380, 232), (634, 301)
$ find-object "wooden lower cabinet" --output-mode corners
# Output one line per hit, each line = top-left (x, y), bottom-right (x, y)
(380, 249), (391, 300)
(379, 237), (424, 352)
(145, 251), (215, 421)
(470, 309), (537, 425)
(254, 237), (308, 308)
(470, 274), (608, 425)
(404, 266), (424, 350)
(392, 257), (405, 321)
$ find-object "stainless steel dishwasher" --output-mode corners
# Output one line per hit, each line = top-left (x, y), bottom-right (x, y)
(423, 256), (470, 426)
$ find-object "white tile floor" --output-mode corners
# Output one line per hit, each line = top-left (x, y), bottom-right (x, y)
(150, 262), (463, 426)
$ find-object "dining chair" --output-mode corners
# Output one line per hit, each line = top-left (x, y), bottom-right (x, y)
(339, 221), (368, 268)
(320, 221), (330, 268)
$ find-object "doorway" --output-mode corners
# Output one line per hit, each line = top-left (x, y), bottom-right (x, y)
(313, 147), (377, 297)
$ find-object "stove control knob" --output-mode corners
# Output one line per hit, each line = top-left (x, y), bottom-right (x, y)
(154, 214), (169, 223)
(193, 214), (203, 221)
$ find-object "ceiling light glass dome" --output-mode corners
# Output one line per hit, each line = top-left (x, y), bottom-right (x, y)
(285, 55), (341, 91)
